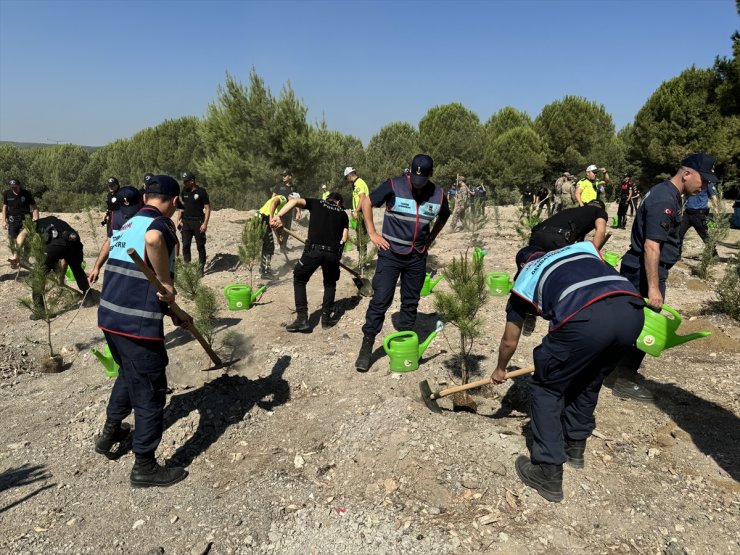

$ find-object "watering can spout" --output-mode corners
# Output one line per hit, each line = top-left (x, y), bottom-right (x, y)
(251, 285), (267, 303)
(419, 321), (444, 358)
(668, 331), (712, 349)
(430, 275), (444, 290)
(91, 346), (119, 378)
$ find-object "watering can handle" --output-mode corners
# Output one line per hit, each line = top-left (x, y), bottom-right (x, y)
(643, 298), (682, 324)
(224, 284), (237, 297)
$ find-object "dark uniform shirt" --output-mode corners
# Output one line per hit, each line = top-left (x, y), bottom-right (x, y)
(534, 205), (608, 242)
(626, 180), (682, 267)
(304, 198), (349, 250)
(4, 188), (36, 219)
(106, 190), (121, 212)
(180, 186), (210, 219)
(37, 216), (79, 246)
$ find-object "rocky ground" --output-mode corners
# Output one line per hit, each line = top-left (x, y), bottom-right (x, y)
(1, 203), (738, 555)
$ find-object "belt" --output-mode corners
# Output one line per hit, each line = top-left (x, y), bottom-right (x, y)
(182, 216), (204, 220)
(307, 243), (339, 254)
(533, 225), (573, 241)
(626, 249), (673, 270)
(685, 208), (709, 215)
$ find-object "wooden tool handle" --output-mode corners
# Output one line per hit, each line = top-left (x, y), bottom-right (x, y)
(126, 248), (222, 365)
(432, 366), (534, 399)
(598, 232), (612, 250)
(280, 227), (363, 278)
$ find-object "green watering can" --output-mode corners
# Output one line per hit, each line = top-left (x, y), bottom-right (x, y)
(485, 271), (513, 296)
(636, 302), (711, 357)
(383, 321), (444, 373)
(612, 216), (619, 228)
(66, 261), (86, 281)
(224, 284), (267, 310)
(603, 251), (621, 268)
(472, 247), (488, 264)
(91, 345), (119, 378)
(349, 217), (358, 231)
(420, 273), (444, 297)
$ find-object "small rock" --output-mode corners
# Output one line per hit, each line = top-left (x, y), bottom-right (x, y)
(499, 532), (509, 542)
(7, 441), (29, 450)
(647, 448), (661, 459)
(294, 455), (305, 469)
(146, 548), (165, 555)
(132, 519), (145, 530)
(191, 541), (212, 555)
(384, 478), (399, 494)
(428, 506), (441, 515)
(66, 518), (76, 526)
(674, 523), (685, 533)
(461, 476), (479, 489)
(170, 515), (179, 524)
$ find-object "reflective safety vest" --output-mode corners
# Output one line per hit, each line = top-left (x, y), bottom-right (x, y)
(381, 175), (444, 254)
(577, 178), (597, 204)
(512, 241), (641, 331)
(98, 207), (176, 340)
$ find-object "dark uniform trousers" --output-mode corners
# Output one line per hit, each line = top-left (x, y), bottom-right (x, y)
(529, 227), (571, 252)
(362, 249), (427, 338)
(293, 249), (341, 314)
(679, 208), (710, 244)
(181, 217), (206, 267)
(7, 215), (27, 239)
(612, 252), (669, 379)
(617, 199), (629, 228)
(104, 331), (169, 456)
(32, 241), (89, 306)
(530, 295), (644, 465)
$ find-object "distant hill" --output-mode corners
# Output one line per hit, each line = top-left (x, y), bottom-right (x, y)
(0, 140), (100, 153)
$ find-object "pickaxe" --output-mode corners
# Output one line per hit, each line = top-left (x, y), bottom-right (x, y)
(419, 366), (534, 414)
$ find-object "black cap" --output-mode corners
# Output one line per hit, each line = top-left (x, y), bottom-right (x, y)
(181, 171), (196, 182)
(681, 153), (718, 182)
(118, 186), (142, 216)
(144, 173), (154, 182)
(145, 175), (180, 198)
(587, 199), (606, 209)
(281, 169), (292, 177)
(327, 192), (344, 205)
(107, 176), (119, 187)
(515, 245), (545, 269)
(9, 178), (20, 187)
(409, 154), (433, 188)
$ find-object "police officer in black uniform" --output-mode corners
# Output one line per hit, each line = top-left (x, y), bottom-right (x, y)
(491, 243), (644, 502)
(176, 172), (210, 273)
(609, 153), (717, 402)
(3, 178), (38, 241)
(271, 192), (349, 332)
(529, 200), (608, 252)
(354, 154), (450, 372)
(30, 216), (90, 309)
(101, 177), (121, 237)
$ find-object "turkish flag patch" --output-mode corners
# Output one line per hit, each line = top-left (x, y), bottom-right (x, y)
(664, 208), (674, 216)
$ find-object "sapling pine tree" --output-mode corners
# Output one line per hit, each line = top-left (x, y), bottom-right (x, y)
(434, 252), (489, 387)
(716, 254), (740, 321)
(514, 204), (541, 246)
(694, 186), (730, 280)
(239, 216), (266, 289)
(17, 218), (75, 372)
(84, 205), (102, 250)
(174, 259), (218, 345)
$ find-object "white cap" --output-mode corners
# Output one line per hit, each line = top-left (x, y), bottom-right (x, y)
(321, 184), (327, 189)
(343, 167), (356, 177)
(586, 164), (598, 173)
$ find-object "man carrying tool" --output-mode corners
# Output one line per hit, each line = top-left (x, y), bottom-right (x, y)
(257, 192), (289, 278)
(528, 200), (608, 252)
(271, 192), (349, 332)
(273, 170), (301, 252)
(608, 154), (716, 402)
(96, 174), (189, 488)
(490, 242), (644, 502)
(345, 167), (369, 260)
(354, 154), (450, 372)
(176, 172), (210, 274)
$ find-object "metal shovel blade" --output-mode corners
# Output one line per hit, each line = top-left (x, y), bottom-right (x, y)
(353, 276), (373, 297)
(419, 380), (443, 414)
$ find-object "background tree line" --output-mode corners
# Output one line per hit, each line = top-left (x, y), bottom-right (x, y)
(1, 29), (737, 212)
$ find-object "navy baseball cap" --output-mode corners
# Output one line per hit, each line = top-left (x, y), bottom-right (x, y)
(181, 171), (196, 182)
(409, 154), (433, 188)
(144, 173), (154, 183)
(681, 153), (718, 182)
(281, 169), (292, 177)
(118, 186), (142, 216)
(9, 178), (20, 186)
(327, 192), (344, 205)
(107, 176), (119, 187)
(145, 175), (180, 198)
(515, 245), (545, 269)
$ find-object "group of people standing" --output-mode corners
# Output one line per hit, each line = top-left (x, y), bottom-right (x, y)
(1, 152), (724, 502)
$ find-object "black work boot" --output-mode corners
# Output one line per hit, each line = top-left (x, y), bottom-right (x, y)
(321, 311), (340, 329)
(286, 311), (311, 333)
(354, 335), (374, 372)
(95, 419), (131, 460)
(130, 453), (187, 488)
(612, 369), (654, 403)
(565, 438), (586, 469)
(515, 455), (563, 503)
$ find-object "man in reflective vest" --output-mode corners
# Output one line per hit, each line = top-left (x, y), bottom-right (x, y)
(95, 175), (190, 488)
(490, 242), (644, 502)
(354, 154), (451, 372)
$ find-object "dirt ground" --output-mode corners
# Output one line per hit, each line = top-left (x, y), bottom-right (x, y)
(1, 202), (738, 555)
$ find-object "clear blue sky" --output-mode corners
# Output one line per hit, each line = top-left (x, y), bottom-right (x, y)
(0, 0), (737, 147)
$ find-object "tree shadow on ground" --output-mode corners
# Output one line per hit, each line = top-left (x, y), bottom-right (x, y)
(205, 253), (240, 275)
(442, 353), (488, 382)
(0, 464), (55, 514)
(164, 316), (242, 351)
(647, 378), (740, 482)
(162, 355), (291, 468)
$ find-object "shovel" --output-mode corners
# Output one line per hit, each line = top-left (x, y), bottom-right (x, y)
(127, 248), (237, 371)
(280, 228), (373, 297)
(419, 366), (535, 414)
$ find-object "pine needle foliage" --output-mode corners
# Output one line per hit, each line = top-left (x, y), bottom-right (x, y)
(433, 252), (489, 384)
(239, 216), (266, 289)
(175, 258), (203, 301)
(694, 186), (730, 279)
(717, 254), (740, 321)
(17, 218), (75, 357)
(514, 204), (541, 246)
(194, 286), (218, 345)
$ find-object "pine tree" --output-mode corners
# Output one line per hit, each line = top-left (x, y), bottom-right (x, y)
(239, 217), (266, 289)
